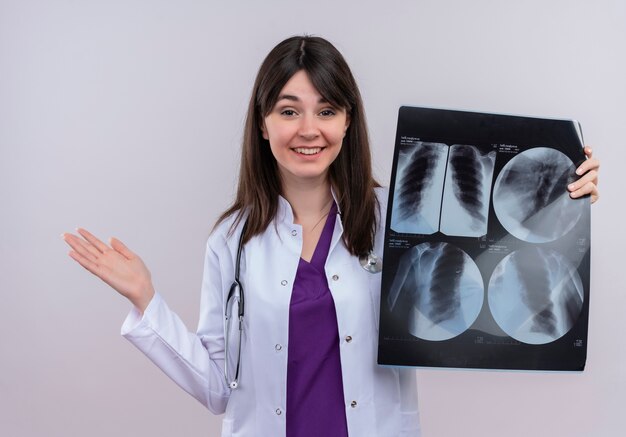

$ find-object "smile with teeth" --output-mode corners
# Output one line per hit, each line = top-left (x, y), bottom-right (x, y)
(294, 147), (322, 155)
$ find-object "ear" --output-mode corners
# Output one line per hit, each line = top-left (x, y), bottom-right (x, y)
(343, 113), (351, 136)
(260, 121), (269, 140)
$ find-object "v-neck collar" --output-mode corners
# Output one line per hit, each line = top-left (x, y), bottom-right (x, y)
(302, 201), (338, 270)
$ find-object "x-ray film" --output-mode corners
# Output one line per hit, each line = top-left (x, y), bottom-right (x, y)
(378, 107), (590, 371)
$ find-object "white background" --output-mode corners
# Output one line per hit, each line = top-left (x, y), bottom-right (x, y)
(1, 1), (624, 436)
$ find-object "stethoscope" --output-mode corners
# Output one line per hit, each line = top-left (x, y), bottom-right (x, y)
(223, 218), (383, 390)
(224, 219), (247, 389)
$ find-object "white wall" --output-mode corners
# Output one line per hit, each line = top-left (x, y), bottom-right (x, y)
(1, 0), (624, 436)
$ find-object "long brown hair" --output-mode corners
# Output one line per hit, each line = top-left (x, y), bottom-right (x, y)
(216, 35), (380, 257)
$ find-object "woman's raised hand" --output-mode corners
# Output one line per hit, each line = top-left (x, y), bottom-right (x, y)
(62, 228), (155, 313)
(569, 146), (600, 203)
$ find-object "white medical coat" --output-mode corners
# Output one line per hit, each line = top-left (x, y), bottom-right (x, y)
(121, 188), (421, 436)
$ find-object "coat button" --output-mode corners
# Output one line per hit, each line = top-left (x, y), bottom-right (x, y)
(275, 408), (282, 415)
(291, 230), (297, 236)
(332, 274), (339, 281)
(275, 344), (283, 351)
(345, 336), (353, 343)
(281, 280), (288, 286)
(350, 401), (357, 408)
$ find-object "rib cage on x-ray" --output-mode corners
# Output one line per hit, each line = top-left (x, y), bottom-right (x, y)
(387, 242), (484, 341)
(493, 147), (584, 243)
(440, 145), (496, 237)
(390, 142), (495, 237)
(429, 243), (463, 324)
(487, 246), (584, 345)
(390, 142), (447, 234)
(450, 147), (486, 221)
(516, 252), (558, 336)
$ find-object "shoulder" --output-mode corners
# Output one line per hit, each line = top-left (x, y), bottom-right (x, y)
(207, 211), (245, 254)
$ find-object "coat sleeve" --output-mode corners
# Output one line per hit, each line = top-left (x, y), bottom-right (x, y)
(398, 368), (421, 434)
(121, 232), (232, 414)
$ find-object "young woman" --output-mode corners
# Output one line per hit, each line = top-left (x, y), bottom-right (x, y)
(62, 36), (600, 437)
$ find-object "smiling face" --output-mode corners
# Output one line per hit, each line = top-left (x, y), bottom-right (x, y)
(261, 70), (350, 188)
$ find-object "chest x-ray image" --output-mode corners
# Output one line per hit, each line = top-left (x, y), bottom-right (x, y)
(387, 242), (484, 341)
(487, 247), (584, 345)
(493, 147), (585, 243)
(390, 142), (496, 237)
(379, 106), (589, 371)
(440, 145), (496, 237)
(390, 142), (448, 234)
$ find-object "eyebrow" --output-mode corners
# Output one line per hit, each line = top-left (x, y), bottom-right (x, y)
(276, 94), (329, 104)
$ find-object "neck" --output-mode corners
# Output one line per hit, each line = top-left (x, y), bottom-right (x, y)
(281, 177), (333, 225)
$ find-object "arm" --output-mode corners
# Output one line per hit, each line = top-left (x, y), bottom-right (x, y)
(62, 228), (231, 413)
(387, 248), (416, 311)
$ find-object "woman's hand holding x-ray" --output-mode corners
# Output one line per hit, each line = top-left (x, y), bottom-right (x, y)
(62, 228), (155, 313)
(568, 146), (600, 203)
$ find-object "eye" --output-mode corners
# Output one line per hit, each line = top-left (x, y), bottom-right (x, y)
(319, 109), (336, 117)
(280, 109), (298, 117)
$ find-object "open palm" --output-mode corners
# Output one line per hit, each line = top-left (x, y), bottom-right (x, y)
(62, 228), (154, 312)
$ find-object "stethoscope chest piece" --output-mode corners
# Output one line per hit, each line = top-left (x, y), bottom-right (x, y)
(360, 252), (382, 273)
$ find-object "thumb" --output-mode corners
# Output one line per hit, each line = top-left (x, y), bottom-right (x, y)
(110, 237), (135, 260)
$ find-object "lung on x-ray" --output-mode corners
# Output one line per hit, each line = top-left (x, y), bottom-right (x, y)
(387, 241), (484, 341)
(378, 107), (590, 371)
(390, 142), (496, 237)
(488, 246), (584, 345)
(492, 147), (585, 243)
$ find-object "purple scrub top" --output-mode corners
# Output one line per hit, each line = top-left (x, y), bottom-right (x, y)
(286, 202), (349, 437)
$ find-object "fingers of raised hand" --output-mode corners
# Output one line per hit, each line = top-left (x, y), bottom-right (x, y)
(62, 230), (153, 305)
(110, 237), (135, 260)
(67, 248), (101, 276)
(77, 228), (110, 254)
(63, 232), (101, 263)
(62, 230), (119, 277)
(63, 233), (106, 276)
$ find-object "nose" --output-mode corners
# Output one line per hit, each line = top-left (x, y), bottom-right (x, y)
(297, 113), (320, 140)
